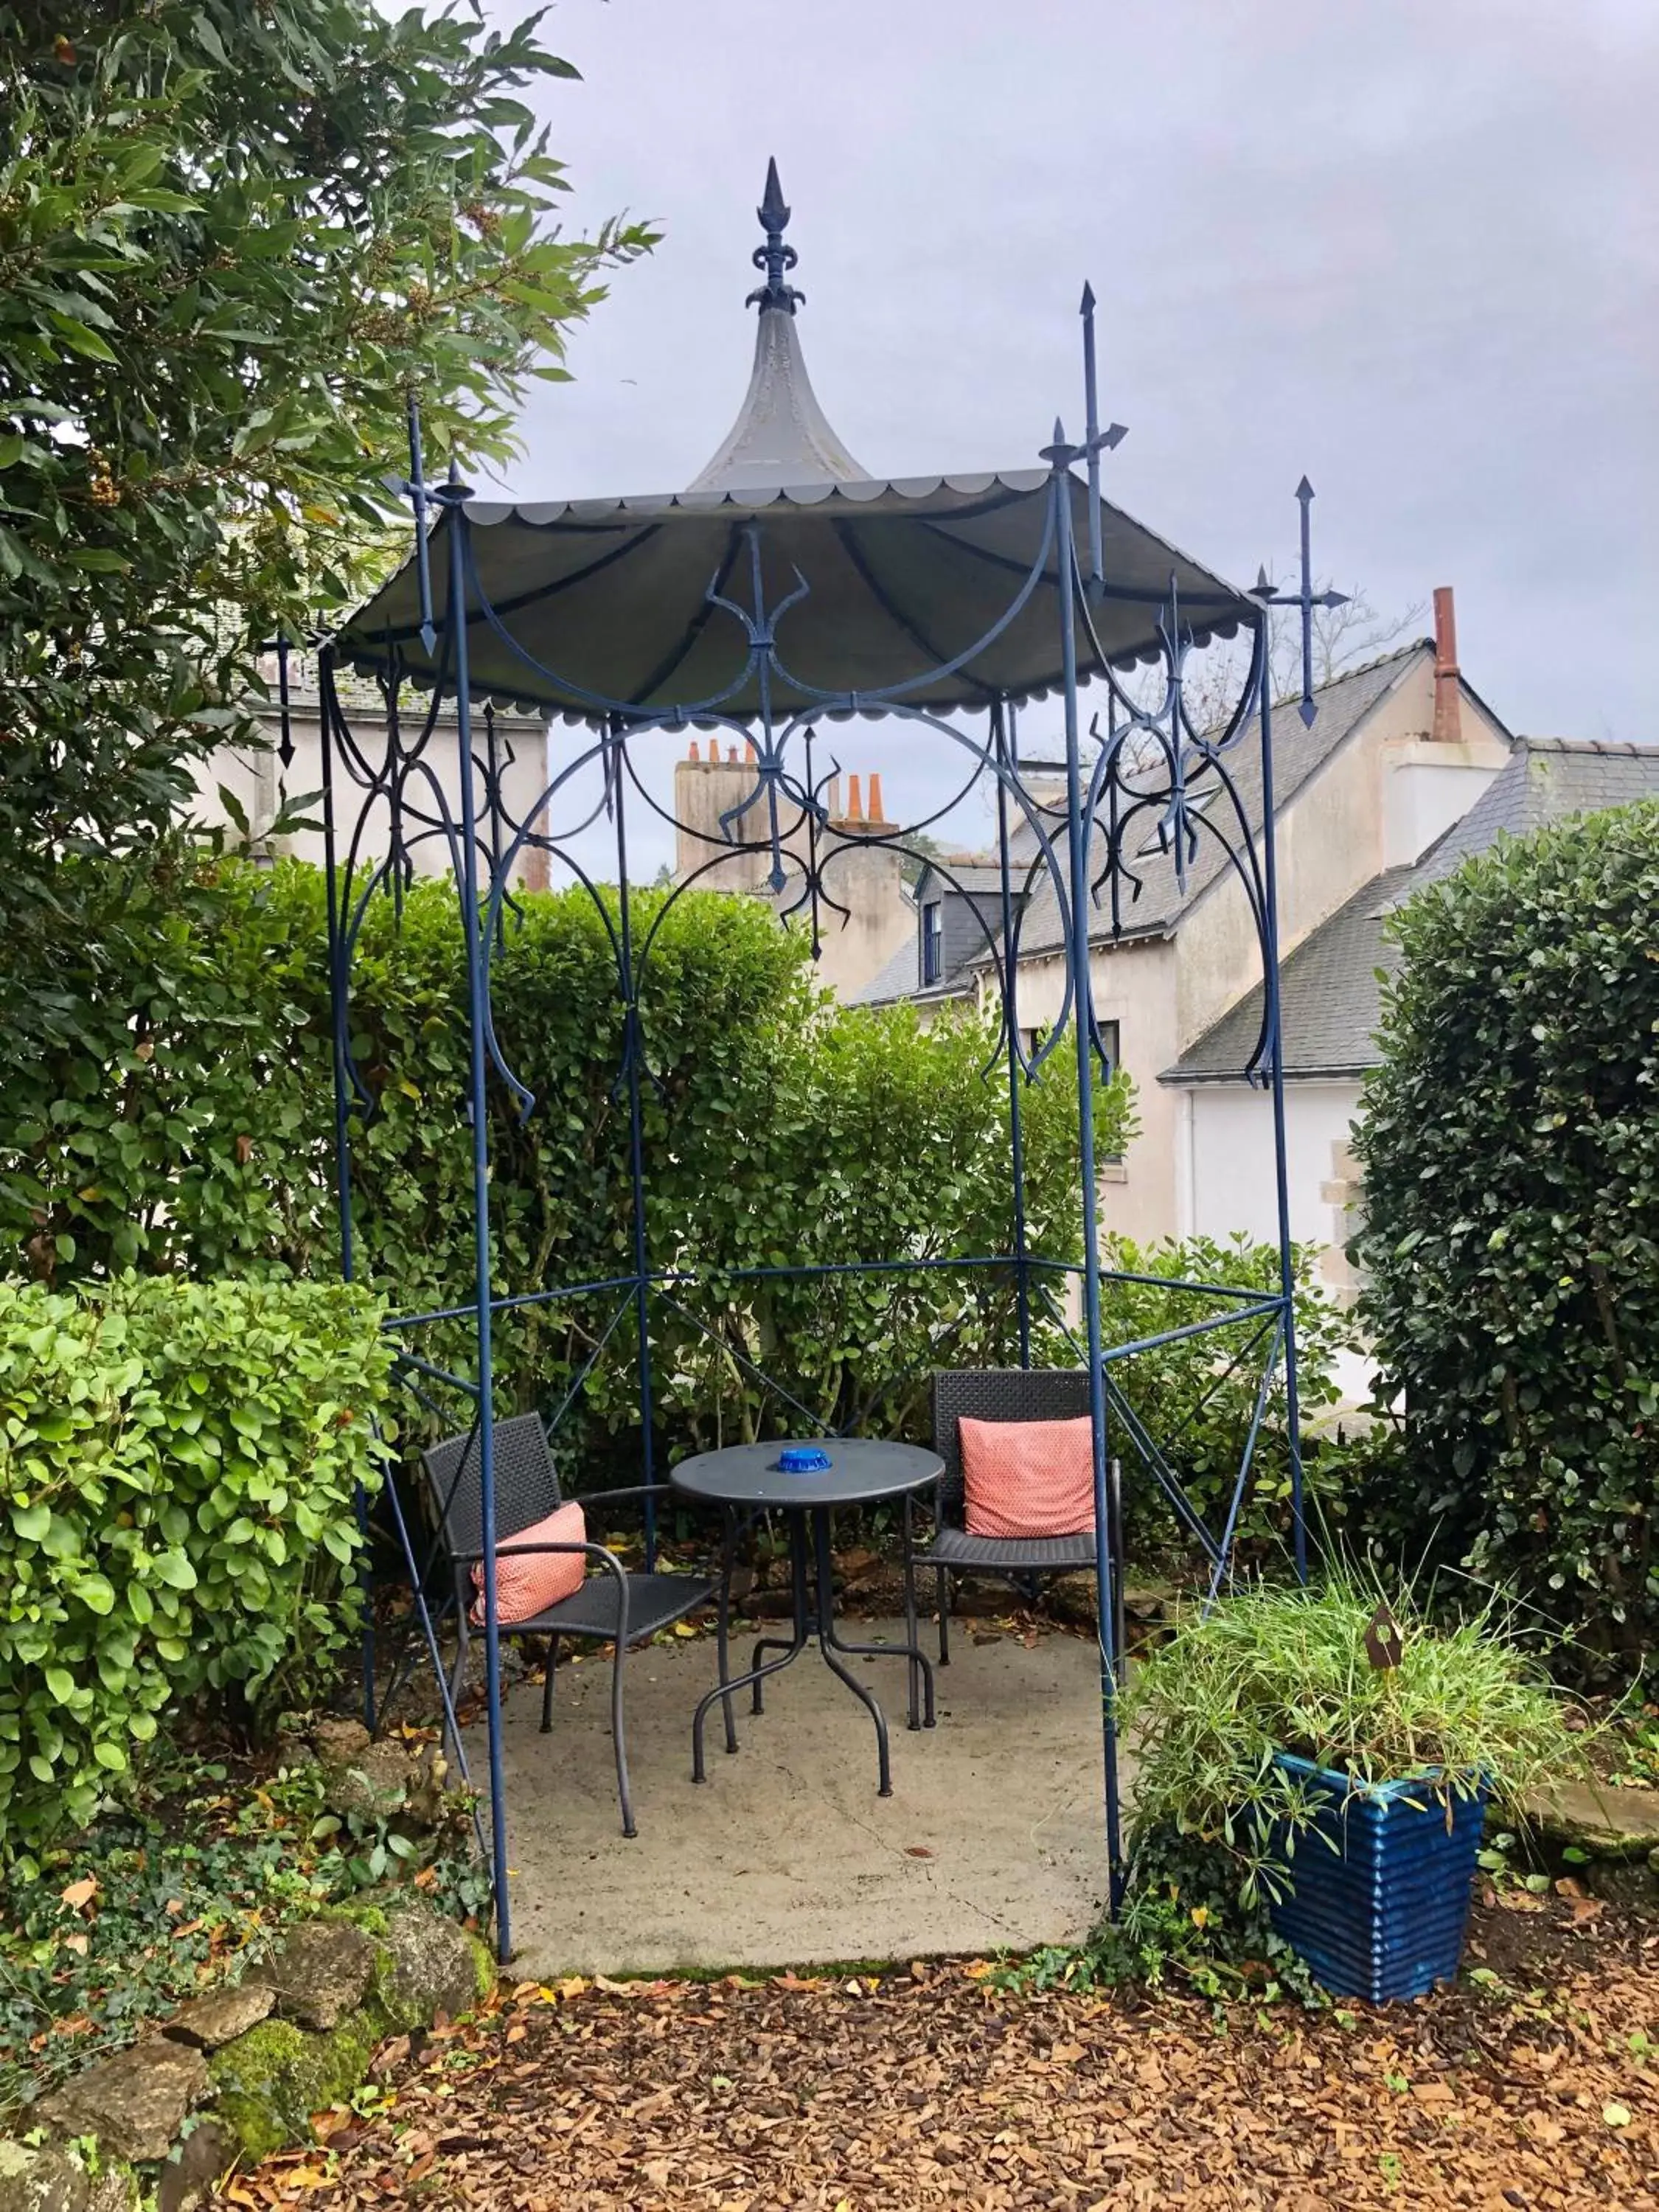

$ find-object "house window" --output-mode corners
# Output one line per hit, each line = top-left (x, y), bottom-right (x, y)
(1097, 1020), (1124, 1169)
(922, 901), (944, 985)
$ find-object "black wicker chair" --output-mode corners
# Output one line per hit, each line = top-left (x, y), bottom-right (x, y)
(919, 1368), (1098, 1663)
(420, 1413), (723, 1837)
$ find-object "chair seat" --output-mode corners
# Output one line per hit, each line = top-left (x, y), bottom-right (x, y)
(920, 1528), (1099, 1572)
(502, 1571), (713, 1645)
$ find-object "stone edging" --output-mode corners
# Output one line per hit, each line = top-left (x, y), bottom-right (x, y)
(1, 1902), (494, 2212)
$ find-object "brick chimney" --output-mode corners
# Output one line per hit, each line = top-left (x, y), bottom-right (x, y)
(1431, 585), (1461, 745)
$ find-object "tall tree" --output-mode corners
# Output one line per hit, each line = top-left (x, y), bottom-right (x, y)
(0, 0), (650, 914)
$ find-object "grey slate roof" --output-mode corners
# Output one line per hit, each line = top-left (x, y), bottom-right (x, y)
(1161, 865), (1419, 1082)
(996, 643), (1436, 961)
(914, 862), (1007, 897)
(1415, 737), (1659, 883)
(852, 936), (926, 1006)
(858, 641), (1447, 1012)
(851, 862), (1004, 1007)
(1164, 737), (1659, 1083)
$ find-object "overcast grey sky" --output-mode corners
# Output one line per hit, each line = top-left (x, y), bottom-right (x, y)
(481, 0), (1658, 872)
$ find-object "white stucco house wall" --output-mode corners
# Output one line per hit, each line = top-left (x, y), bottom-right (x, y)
(860, 589), (1518, 1266)
(194, 655), (554, 891)
(1165, 731), (1659, 1301)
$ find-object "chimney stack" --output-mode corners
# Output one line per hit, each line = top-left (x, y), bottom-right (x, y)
(1431, 585), (1461, 745)
(845, 773), (863, 822)
(866, 773), (886, 824)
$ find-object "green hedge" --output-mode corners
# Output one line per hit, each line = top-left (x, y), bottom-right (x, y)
(0, 854), (1116, 1475)
(1099, 1235), (1360, 1561)
(1353, 801), (1659, 1674)
(0, 1276), (392, 1859)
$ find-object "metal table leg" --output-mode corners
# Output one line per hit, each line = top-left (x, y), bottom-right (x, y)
(820, 1510), (936, 1735)
(749, 1513), (810, 1713)
(692, 1513), (808, 1781)
(809, 1507), (893, 1796)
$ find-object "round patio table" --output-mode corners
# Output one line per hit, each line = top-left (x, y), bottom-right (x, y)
(672, 1439), (942, 1798)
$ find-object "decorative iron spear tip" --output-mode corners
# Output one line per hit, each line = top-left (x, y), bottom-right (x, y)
(1253, 564), (1273, 599)
(1079, 286), (1105, 590)
(1295, 473), (1319, 725)
(759, 154), (789, 236)
(1040, 416), (1074, 470)
(746, 153), (804, 313)
(404, 392), (437, 655)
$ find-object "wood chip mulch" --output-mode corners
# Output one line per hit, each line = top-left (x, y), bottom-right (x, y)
(220, 1900), (1658, 2212)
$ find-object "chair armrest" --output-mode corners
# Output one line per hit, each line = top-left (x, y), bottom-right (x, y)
(455, 1539), (625, 1572)
(568, 1483), (677, 1508)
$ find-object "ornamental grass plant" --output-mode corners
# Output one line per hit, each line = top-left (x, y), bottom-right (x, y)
(1122, 1575), (1585, 1907)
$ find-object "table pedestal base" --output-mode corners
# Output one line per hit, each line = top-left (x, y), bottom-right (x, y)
(692, 1502), (936, 1797)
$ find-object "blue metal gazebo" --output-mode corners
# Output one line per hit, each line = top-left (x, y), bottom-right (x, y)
(314, 160), (1331, 1958)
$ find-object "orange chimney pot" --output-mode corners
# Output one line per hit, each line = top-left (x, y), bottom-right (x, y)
(866, 772), (886, 824)
(845, 773), (863, 822)
(689, 740), (700, 762)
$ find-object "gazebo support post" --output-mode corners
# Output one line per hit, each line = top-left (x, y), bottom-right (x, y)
(1256, 678), (1308, 1582)
(611, 719), (660, 1570)
(316, 644), (377, 1733)
(1050, 439), (1125, 1907)
(992, 698), (1033, 1368)
(436, 475), (515, 1961)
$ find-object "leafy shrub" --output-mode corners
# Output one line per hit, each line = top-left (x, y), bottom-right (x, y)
(0, 857), (1115, 1479)
(1096, 1235), (1361, 1561)
(0, 1752), (479, 2121)
(0, 1276), (392, 1860)
(1353, 803), (1659, 1673)
(1124, 1577), (1580, 1907)
(1006, 1825), (1321, 2005)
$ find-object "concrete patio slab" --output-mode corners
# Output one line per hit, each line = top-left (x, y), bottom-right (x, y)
(470, 1618), (1123, 1978)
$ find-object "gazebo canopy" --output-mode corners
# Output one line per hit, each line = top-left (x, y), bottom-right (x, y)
(338, 161), (1255, 723)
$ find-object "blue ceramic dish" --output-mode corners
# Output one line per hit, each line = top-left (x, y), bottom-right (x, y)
(1267, 1752), (1489, 2003)
(775, 1445), (833, 1474)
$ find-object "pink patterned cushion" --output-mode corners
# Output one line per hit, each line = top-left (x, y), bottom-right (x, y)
(960, 1416), (1096, 1539)
(470, 1500), (586, 1626)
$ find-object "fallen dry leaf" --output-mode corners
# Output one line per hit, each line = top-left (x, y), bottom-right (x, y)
(231, 1898), (1658, 2212)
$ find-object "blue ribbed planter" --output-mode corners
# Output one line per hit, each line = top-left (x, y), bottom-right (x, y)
(1266, 1753), (1489, 2003)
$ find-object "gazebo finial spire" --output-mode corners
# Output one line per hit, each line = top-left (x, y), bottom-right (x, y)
(746, 155), (803, 316)
(687, 159), (866, 490)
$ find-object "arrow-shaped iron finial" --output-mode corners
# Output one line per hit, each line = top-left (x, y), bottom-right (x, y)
(747, 156), (804, 313)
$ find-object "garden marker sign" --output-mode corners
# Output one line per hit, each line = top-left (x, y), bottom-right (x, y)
(1365, 1602), (1405, 1672)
